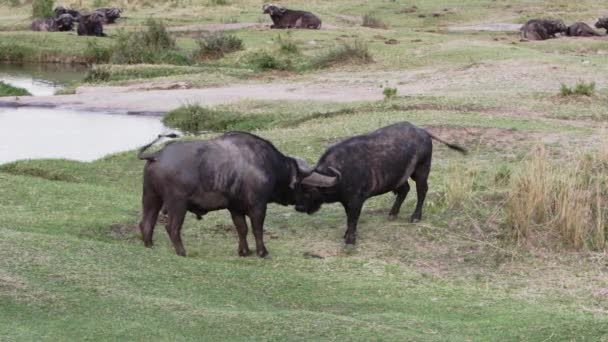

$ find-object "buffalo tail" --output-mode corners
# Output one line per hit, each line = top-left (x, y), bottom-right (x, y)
(427, 132), (467, 155)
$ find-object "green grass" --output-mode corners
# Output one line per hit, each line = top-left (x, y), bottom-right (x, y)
(0, 81), (31, 96)
(3, 0), (608, 339)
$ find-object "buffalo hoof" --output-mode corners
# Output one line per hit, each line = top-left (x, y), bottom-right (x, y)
(344, 234), (357, 245)
(257, 248), (269, 258)
(388, 214), (398, 221)
(238, 248), (252, 257)
(410, 216), (421, 223)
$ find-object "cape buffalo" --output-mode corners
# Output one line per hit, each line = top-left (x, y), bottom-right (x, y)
(95, 7), (122, 24)
(596, 18), (608, 33)
(77, 12), (105, 36)
(31, 14), (75, 32)
(294, 122), (467, 245)
(520, 19), (566, 40)
(138, 132), (312, 257)
(262, 4), (322, 29)
(566, 22), (601, 37)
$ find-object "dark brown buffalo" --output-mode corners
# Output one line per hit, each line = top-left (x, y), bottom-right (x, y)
(293, 122), (466, 245)
(566, 22), (601, 36)
(77, 12), (105, 36)
(94, 7), (122, 24)
(138, 132), (312, 257)
(262, 4), (322, 29)
(520, 19), (566, 40)
(596, 18), (608, 33)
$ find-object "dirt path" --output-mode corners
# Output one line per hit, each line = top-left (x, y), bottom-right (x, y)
(0, 81), (383, 115)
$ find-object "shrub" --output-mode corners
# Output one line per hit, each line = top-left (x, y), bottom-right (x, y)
(0, 81), (31, 96)
(560, 81), (596, 97)
(209, 0), (228, 4)
(311, 40), (373, 69)
(110, 20), (189, 65)
(506, 145), (608, 250)
(32, 0), (53, 18)
(383, 87), (397, 100)
(195, 31), (243, 59)
(362, 14), (387, 29)
(247, 51), (294, 71)
(163, 104), (275, 134)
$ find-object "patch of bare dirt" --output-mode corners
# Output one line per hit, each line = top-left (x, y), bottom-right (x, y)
(426, 126), (533, 149)
(448, 23), (522, 32)
(110, 224), (139, 240)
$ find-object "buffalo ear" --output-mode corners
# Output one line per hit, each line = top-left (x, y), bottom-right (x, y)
(302, 172), (338, 188)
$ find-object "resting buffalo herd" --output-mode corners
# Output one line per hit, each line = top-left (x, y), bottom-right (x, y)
(521, 18), (608, 40)
(137, 122), (466, 257)
(31, 6), (122, 36)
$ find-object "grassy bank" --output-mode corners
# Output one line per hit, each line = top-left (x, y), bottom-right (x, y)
(2, 99), (608, 339)
(0, 81), (30, 96)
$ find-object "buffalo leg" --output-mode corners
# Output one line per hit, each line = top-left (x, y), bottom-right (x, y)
(388, 182), (411, 220)
(230, 210), (252, 257)
(165, 201), (187, 256)
(248, 206), (268, 258)
(343, 200), (363, 245)
(410, 162), (431, 223)
(139, 189), (162, 248)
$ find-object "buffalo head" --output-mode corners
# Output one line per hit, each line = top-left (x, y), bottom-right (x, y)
(262, 4), (286, 16)
(293, 165), (340, 214)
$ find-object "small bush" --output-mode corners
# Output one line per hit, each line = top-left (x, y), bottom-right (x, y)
(163, 104), (276, 134)
(311, 40), (373, 69)
(209, 0), (228, 4)
(247, 51), (294, 71)
(110, 20), (189, 65)
(195, 31), (243, 60)
(0, 81), (31, 96)
(383, 87), (397, 100)
(560, 81), (596, 97)
(362, 14), (388, 29)
(32, 0), (53, 18)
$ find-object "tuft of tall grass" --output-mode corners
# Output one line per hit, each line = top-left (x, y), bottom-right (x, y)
(195, 31), (243, 60)
(443, 160), (477, 209)
(560, 81), (596, 97)
(246, 50), (294, 71)
(311, 40), (373, 69)
(362, 14), (388, 29)
(506, 145), (608, 250)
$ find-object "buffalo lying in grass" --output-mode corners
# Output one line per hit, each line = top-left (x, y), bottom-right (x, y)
(138, 132), (313, 257)
(294, 122), (466, 245)
(596, 18), (608, 33)
(566, 22), (601, 37)
(77, 12), (105, 36)
(262, 4), (322, 29)
(520, 19), (566, 40)
(31, 14), (76, 32)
